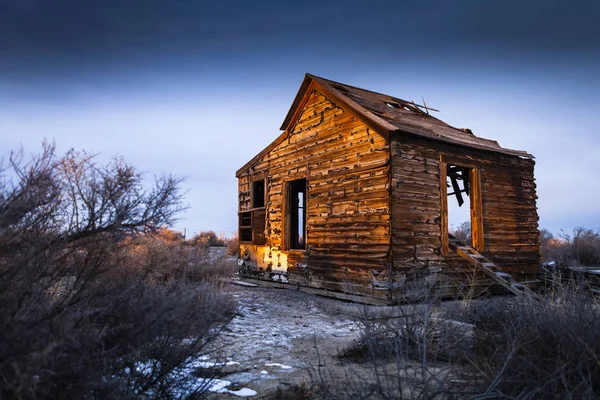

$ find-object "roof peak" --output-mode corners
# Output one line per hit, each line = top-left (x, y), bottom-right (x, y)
(280, 73), (532, 159)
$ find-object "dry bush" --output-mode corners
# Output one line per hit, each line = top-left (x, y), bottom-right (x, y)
(119, 233), (237, 284)
(462, 281), (600, 399)
(226, 235), (239, 257)
(187, 230), (226, 247)
(539, 228), (555, 261)
(312, 287), (470, 399)
(0, 143), (235, 399)
(319, 276), (600, 399)
(543, 227), (600, 267)
(449, 221), (471, 244)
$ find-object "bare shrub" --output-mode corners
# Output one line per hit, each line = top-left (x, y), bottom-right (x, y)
(322, 276), (600, 399)
(187, 230), (226, 247)
(463, 285), (600, 399)
(543, 227), (600, 267)
(449, 221), (471, 243)
(118, 232), (236, 284)
(0, 143), (235, 399)
(226, 234), (239, 257)
(539, 228), (555, 261)
(312, 288), (472, 399)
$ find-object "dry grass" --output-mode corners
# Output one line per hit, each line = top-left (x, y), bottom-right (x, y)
(311, 277), (600, 399)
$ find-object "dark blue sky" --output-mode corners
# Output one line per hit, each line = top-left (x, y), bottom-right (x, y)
(1, 0), (599, 236)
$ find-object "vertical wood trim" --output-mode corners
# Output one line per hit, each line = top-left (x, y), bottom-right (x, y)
(282, 181), (290, 250)
(470, 168), (484, 252)
(440, 159), (448, 256)
(387, 140), (394, 265)
(305, 177), (309, 249)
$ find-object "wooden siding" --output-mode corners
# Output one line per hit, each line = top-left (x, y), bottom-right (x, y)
(238, 88), (392, 298)
(390, 135), (539, 297)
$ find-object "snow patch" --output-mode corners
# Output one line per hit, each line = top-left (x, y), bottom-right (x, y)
(201, 378), (257, 397)
(265, 363), (292, 369)
(228, 388), (258, 397)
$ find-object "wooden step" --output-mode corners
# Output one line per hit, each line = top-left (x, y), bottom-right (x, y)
(448, 233), (537, 299)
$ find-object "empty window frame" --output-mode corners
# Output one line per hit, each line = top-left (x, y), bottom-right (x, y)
(239, 211), (252, 242)
(286, 178), (306, 250)
(440, 162), (483, 255)
(252, 179), (265, 208)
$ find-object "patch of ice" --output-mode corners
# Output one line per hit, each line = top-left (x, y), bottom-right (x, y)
(265, 363), (292, 369)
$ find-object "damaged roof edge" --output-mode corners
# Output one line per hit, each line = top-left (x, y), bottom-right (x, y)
(237, 74), (533, 177)
(391, 127), (534, 159)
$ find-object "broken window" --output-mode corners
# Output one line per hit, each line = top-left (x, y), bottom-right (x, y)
(238, 208), (266, 245)
(287, 178), (306, 250)
(239, 212), (252, 242)
(252, 179), (265, 208)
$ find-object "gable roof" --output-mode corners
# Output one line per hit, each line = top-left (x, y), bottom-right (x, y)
(237, 74), (532, 177)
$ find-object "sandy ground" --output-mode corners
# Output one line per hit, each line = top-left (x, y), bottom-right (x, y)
(203, 282), (370, 398)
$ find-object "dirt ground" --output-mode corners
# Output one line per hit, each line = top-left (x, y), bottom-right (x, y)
(204, 281), (374, 398)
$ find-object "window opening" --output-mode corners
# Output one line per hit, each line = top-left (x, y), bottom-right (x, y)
(446, 164), (472, 244)
(252, 180), (265, 208)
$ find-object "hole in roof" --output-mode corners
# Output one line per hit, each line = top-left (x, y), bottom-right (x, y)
(386, 102), (400, 108)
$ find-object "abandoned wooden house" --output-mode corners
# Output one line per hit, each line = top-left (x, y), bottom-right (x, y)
(236, 73), (539, 303)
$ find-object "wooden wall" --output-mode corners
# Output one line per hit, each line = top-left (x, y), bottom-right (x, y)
(390, 135), (539, 298)
(238, 89), (392, 298)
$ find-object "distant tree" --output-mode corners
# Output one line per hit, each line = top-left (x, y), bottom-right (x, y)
(154, 226), (185, 242)
(450, 221), (471, 244)
(540, 227), (600, 267)
(188, 230), (226, 247)
(539, 228), (555, 261)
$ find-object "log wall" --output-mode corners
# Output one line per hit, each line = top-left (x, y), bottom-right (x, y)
(390, 135), (539, 298)
(238, 89), (392, 298)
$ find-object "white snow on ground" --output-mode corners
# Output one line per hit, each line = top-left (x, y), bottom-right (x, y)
(204, 378), (231, 392)
(264, 363), (292, 369)
(200, 378), (257, 397)
(198, 286), (362, 396)
(227, 388), (258, 397)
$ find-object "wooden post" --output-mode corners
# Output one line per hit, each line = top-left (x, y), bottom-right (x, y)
(440, 160), (448, 256)
(470, 168), (484, 252)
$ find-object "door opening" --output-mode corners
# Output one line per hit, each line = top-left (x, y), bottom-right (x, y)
(286, 178), (306, 250)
